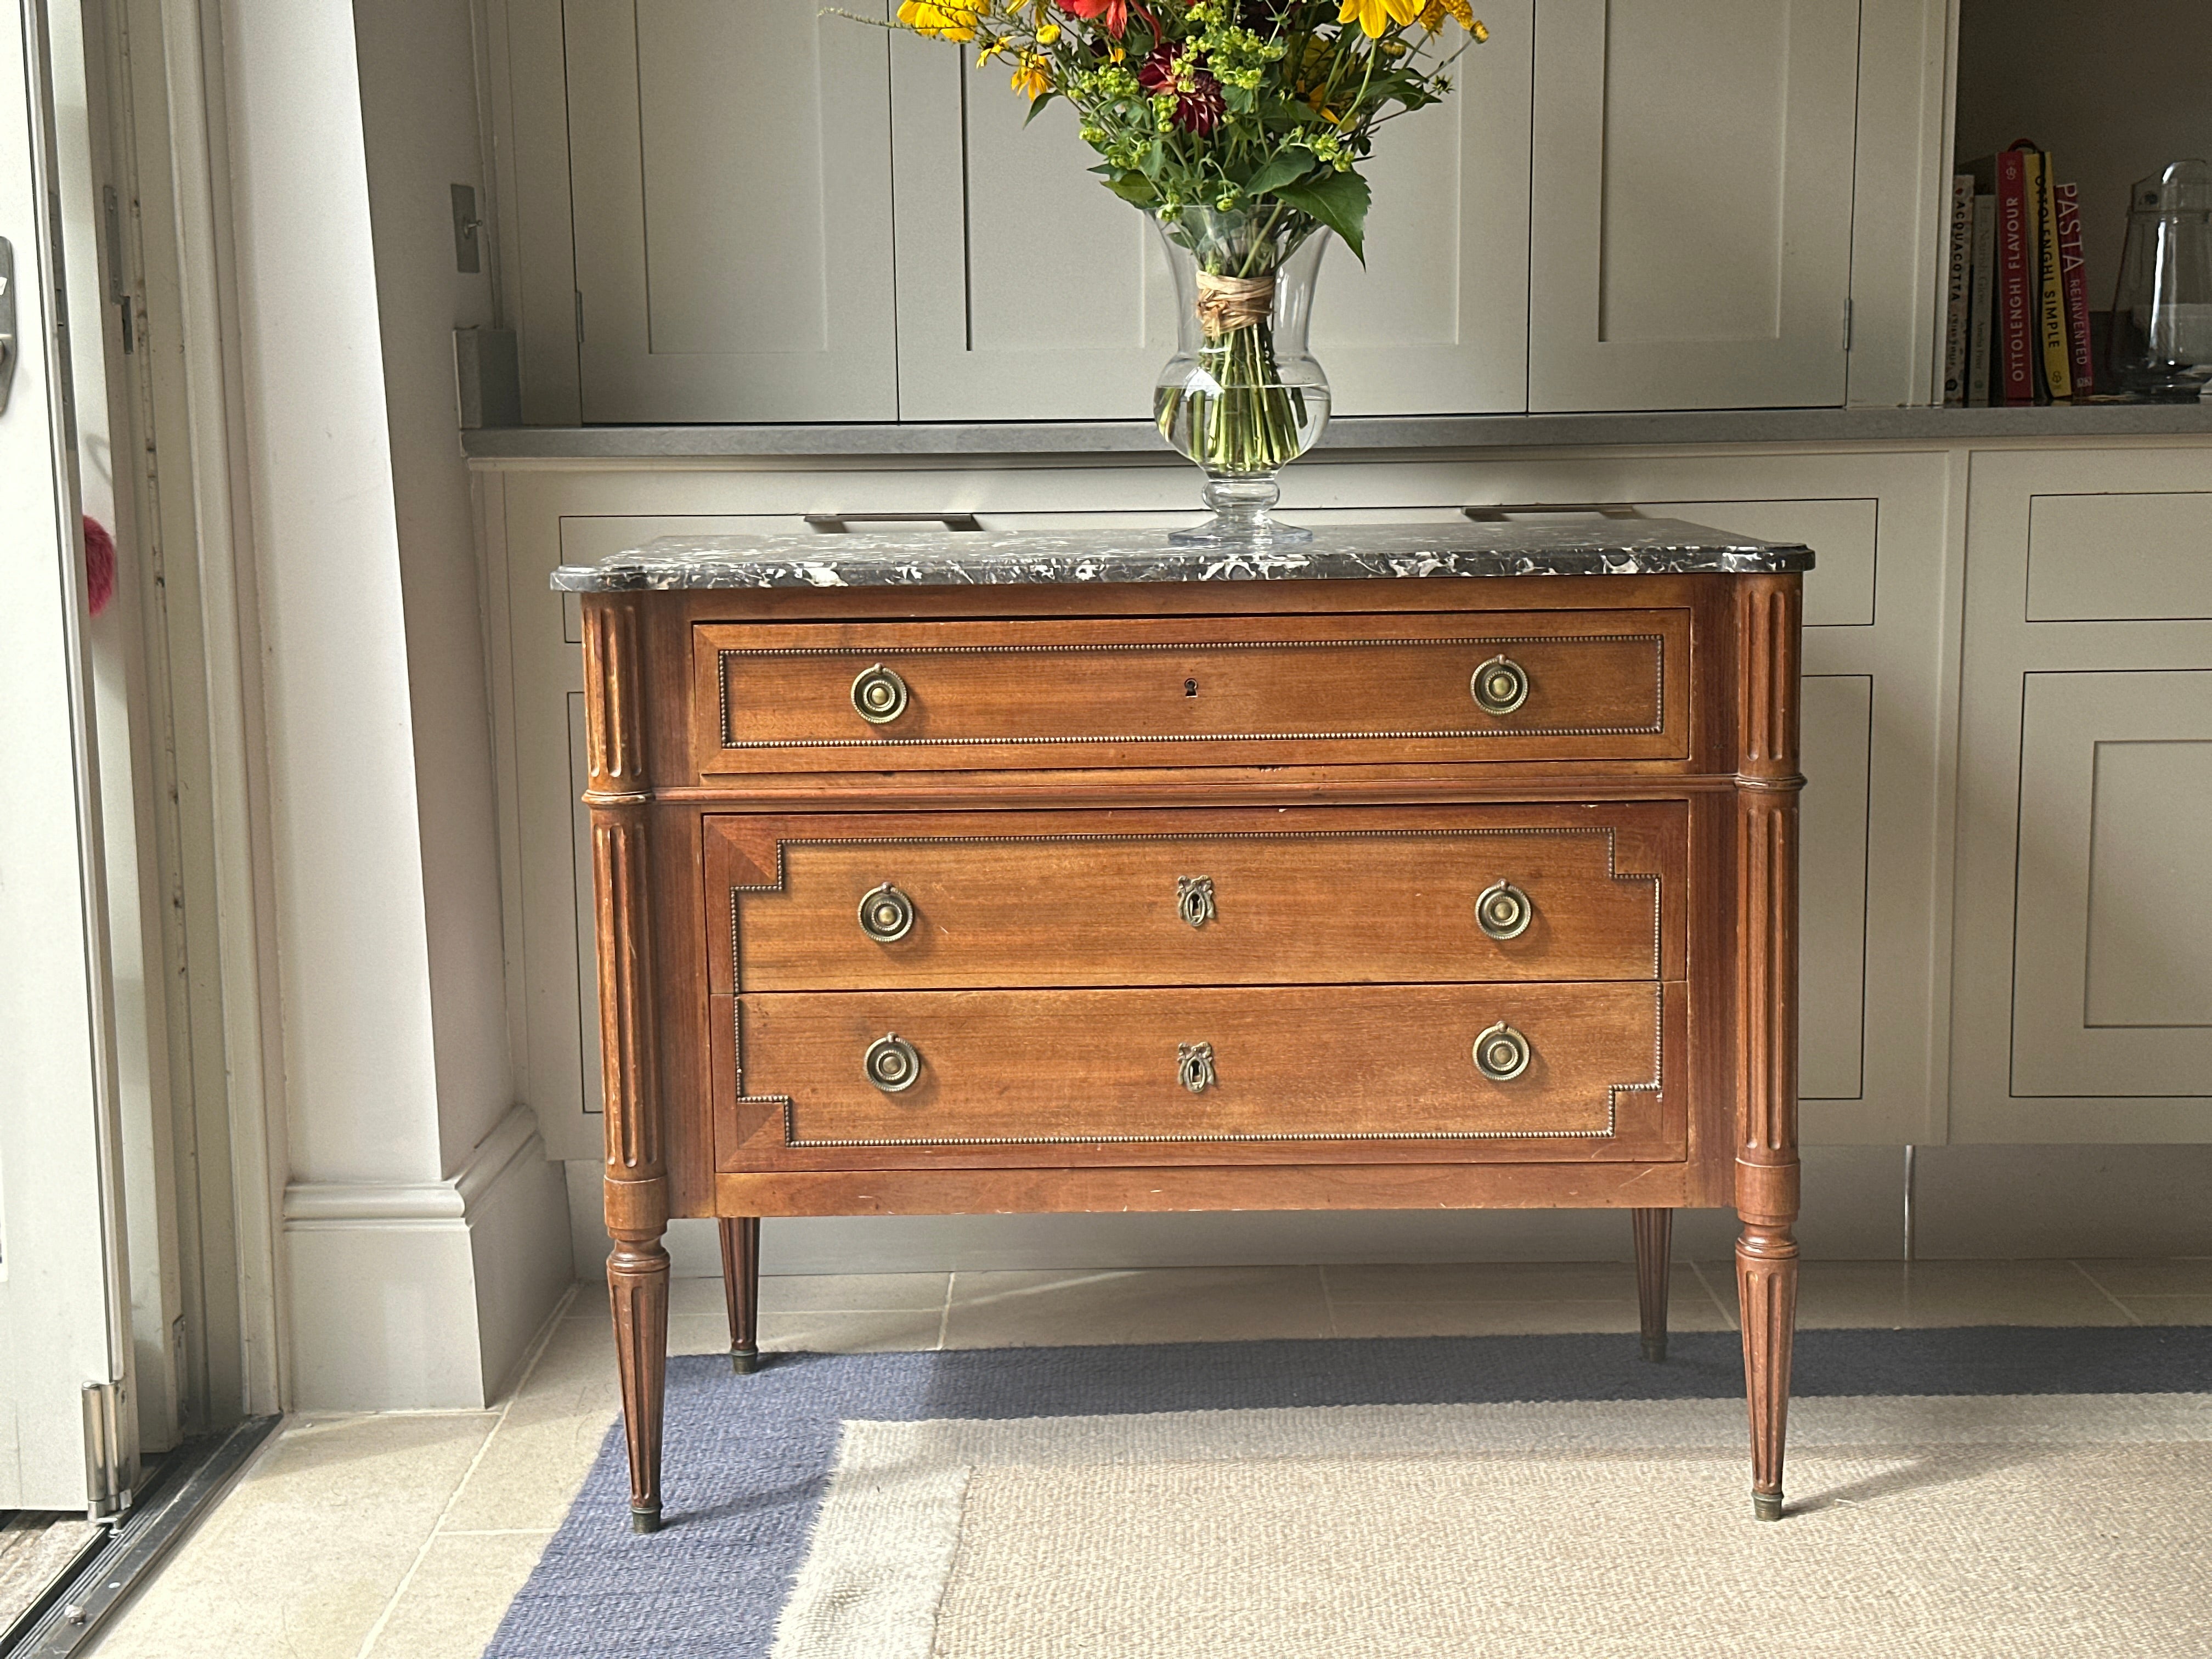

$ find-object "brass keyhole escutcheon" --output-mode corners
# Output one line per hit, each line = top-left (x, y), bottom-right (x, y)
(857, 883), (916, 944)
(1184, 679), (1199, 697)
(1470, 654), (1530, 716)
(1177, 875), (1216, 929)
(1476, 879), (1533, 941)
(1472, 1021), (1531, 1082)
(864, 1034), (922, 1093)
(1178, 1042), (1217, 1094)
(851, 663), (910, 724)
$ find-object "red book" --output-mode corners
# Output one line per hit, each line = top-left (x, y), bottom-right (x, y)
(1993, 148), (2036, 404)
(2053, 181), (2095, 396)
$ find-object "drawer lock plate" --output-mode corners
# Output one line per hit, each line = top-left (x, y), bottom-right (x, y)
(1176, 875), (1216, 929)
(1177, 1042), (1217, 1094)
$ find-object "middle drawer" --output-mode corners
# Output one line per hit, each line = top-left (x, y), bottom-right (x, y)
(707, 803), (1686, 992)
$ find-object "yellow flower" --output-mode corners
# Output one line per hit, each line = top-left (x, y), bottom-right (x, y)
(1010, 53), (1052, 98)
(1419, 0), (1478, 29)
(1338, 0), (1421, 40)
(1471, 15), (1488, 40)
(977, 36), (1012, 64)
(1036, 20), (1060, 42)
(896, 0), (978, 42)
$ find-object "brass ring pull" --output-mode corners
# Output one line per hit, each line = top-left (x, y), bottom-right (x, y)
(851, 663), (909, 724)
(864, 1034), (922, 1092)
(1470, 654), (1530, 716)
(857, 883), (916, 943)
(1475, 879), (1533, 941)
(1177, 1042), (1216, 1094)
(1472, 1021), (1531, 1082)
(1177, 876), (1216, 929)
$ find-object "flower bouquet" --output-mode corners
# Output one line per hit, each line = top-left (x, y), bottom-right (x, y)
(870, 0), (1486, 543)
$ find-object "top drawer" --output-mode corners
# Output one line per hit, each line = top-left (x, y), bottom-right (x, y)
(691, 610), (1691, 775)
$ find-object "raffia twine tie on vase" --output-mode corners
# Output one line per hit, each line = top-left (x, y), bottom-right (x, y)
(1194, 270), (1277, 338)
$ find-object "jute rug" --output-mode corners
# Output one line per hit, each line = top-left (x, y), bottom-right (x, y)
(484, 1329), (2212, 1658)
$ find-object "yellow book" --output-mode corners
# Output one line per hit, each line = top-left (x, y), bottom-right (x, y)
(2029, 149), (2071, 400)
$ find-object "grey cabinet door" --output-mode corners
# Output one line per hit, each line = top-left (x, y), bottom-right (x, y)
(888, 0), (1534, 421)
(1952, 450), (2212, 1142)
(564, 0), (898, 421)
(1527, 0), (1859, 411)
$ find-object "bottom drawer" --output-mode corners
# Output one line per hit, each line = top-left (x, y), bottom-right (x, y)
(714, 983), (1683, 1170)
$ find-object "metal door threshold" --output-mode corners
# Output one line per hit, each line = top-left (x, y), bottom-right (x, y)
(1, 1416), (279, 1657)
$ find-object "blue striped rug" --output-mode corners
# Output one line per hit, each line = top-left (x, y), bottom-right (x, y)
(483, 1327), (2212, 1658)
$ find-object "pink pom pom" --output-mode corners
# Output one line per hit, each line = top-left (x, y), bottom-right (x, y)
(83, 516), (115, 617)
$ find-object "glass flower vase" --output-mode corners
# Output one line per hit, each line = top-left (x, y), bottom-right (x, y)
(1151, 206), (1331, 546)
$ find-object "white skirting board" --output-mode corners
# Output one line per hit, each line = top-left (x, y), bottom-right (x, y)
(285, 1104), (573, 1409)
(562, 1144), (2212, 1280)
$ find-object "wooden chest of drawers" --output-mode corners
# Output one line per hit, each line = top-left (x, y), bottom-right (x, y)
(563, 522), (1809, 1532)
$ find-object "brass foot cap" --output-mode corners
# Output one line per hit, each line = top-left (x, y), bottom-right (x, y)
(1751, 1491), (1784, 1522)
(1640, 1338), (1667, 1363)
(731, 1345), (762, 1375)
(630, 1506), (662, 1534)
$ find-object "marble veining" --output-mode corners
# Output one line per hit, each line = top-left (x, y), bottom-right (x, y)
(551, 520), (1814, 591)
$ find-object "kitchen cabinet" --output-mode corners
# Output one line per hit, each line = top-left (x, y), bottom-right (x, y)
(887, 0), (1533, 420)
(1527, 0), (1861, 412)
(508, 0), (1910, 424)
(1950, 448), (2212, 1142)
(561, 0), (898, 421)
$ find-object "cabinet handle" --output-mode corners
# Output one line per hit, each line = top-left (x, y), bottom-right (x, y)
(851, 663), (910, 724)
(864, 1034), (922, 1093)
(1472, 1022), (1531, 1082)
(1176, 875), (1216, 929)
(1470, 654), (1530, 716)
(1177, 1042), (1216, 1094)
(1462, 503), (1643, 520)
(1476, 880), (1534, 941)
(857, 883), (916, 943)
(805, 513), (984, 533)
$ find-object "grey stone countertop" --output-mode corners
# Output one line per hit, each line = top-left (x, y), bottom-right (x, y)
(550, 518), (1813, 591)
(474, 402), (2212, 462)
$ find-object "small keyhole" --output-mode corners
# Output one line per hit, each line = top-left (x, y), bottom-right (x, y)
(1184, 679), (1198, 697)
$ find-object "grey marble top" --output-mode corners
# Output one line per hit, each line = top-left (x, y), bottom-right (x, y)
(550, 519), (1813, 591)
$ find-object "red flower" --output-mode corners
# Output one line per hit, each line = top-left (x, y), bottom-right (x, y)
(1061, 0), (1152, 37)
(1138, 45), (1225, 135)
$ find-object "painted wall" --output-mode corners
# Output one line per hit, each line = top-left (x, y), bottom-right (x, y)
(1955, 0), (2212, 309)
(351, 0), (516, 1175)
(217, 0), (567, 1408)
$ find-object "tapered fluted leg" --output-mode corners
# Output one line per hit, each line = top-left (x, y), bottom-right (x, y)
(1631, 1208), (1672, 1362)
(1737, 1223), (1798, 1522)
(720, 1216), (762, 1374)
(609, 1237), (670, 1532)
(1733, 573), (1803, 1521)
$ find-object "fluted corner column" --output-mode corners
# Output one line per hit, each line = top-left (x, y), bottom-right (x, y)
(1733, 574), (1803, 1522)
(582, 593), (671, 1533)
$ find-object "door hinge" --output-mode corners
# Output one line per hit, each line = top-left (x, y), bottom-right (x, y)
(574, 289), (585, 344)
(82, 1380), (135, 1525)
(103, 184), (133, 353)
(1841, 298), (1854, 353)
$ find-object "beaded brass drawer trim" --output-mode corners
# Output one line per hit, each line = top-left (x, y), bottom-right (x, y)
(727, 824), (1666, 984)
(715, 634), (1666, 749)
(729, 985), (1664, 1149)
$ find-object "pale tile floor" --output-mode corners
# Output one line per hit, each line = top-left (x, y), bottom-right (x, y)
(84, 1256), (2212, 1658)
